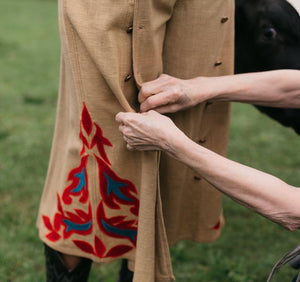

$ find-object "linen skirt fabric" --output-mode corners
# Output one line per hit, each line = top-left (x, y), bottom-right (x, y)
(36, 0), (235, 281)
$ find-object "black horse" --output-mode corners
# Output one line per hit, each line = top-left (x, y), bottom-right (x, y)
(235, 0), (300, 134)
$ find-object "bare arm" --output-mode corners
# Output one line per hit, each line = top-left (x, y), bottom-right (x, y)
(174, 133), (300, 231)
(139, 70), (300, 113)
(116, 110), (300, 230)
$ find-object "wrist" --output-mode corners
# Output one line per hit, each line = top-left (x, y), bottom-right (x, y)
(164, 129), (195, 162)
(189, 76), (221, 104)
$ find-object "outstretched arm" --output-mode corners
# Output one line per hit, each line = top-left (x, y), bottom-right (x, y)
(116, 110), (300, 230)
(139, 70), (300, 113)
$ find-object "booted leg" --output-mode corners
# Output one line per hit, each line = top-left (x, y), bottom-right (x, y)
(44, 244), (92, 282)
(118, 259), (134, 282)
(60, 253), (82, 271)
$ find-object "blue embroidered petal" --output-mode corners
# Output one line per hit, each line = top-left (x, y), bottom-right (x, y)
(102, 220), (136, 242)
(71, 168), (87, 193)
(105, 173), (133, 202)
(63, 219), (92, 232)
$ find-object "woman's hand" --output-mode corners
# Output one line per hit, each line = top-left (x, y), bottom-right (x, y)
(138, 74), (209, 113)
(115, 110), (184, 152)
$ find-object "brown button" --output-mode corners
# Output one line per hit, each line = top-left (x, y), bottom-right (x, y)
(124, 74), (132, 82)
(221, 17), (229, 23)
(126, 26), (133, 33)
(198, 138), (206, 144)
(194, 176), (201, 181)
(214, 60), (222, 66)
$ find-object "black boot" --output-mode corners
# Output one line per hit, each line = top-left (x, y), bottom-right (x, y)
(44, 244), (92, 282)
(117, 259), (134, 282)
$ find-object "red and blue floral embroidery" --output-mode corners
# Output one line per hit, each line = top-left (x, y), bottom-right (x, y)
(42, 103), (139, 258)
(96, 156), (139, 216)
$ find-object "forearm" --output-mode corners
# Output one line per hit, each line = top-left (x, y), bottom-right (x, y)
(168, 134), (300, 230)
(192, 70), (300, 108)
(116, 110), (300, 229)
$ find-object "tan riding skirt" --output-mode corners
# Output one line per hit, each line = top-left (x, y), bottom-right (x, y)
(37, 0), (235, 280)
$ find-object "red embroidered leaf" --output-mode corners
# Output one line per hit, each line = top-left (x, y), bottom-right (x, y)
(81, 103), (93, 136)
(91, 124), (112, 165)
(130, 205), (139, 217)
(46, 231), (61, 242)
(114, 219), (136, 229)
(80, 146), (85, 156)
(108, 216), (126, 224)
(94, 124), (112, 146)
(74, 209), (90, 220)
(73, 240), (95, 255)
(42, 216), (53, 231)
(105, 245), (133, 258)
(57, 194), (63, 214)
(79, 131), (90, 153)
(94, 236), (106, 257)
(79, 131), (90, 147)
(54, 213), (63, 231)
(65, 212), (83, 223)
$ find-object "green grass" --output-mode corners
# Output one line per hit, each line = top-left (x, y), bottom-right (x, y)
(0, 0), (299, 281)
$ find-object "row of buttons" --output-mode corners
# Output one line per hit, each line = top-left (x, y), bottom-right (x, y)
(124, 24), (146, 81)
(215, 17), (230, 67)
(125, 25), (133, 81)
(124, 16), (229, 80)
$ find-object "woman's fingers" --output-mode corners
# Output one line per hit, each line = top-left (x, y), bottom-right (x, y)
(147, 103), (183, 114)
(115, 112), (126, 123)
(115, 110), (180, 153)
(139, 76), (195, 113)
(139, 91), (172, 112)
(116, 111), (162, 149)
(140, 92), (191, 113)
(138, 75), (169, 103)
(116, 112), (139, 127)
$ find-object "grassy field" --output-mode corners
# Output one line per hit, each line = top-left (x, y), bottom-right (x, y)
(0, 0), (299, 281)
